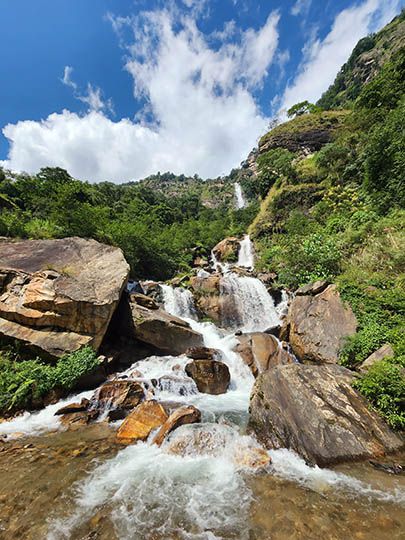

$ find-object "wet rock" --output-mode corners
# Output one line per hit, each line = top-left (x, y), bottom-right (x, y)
(0, 237), (129, 360)
(91, 380), (144, 412)
(54, 398), (89, 416)
(288, 285), (357, 364)
(248, 364), (403, 466)
(212, 237), (240, 262)
(256, 273), (277, 285)
(189, 276), (220, 294)
(117, 296), (203, 355)
(233, 447), (270, 469)
(59, 409), (98, 426)
(295, 280), (330, 296)
(193, 257), (210, 268)
(140, 282), (163, 302)
(129, 293), (159, 310)
(185, 346), (222, 361)
(234, 332), (294, 377)
(116, 400), (168, 443)
(185, 360), (230, 395)
(152, 406), (201, 446)
(358, 344), (394, 373)
(263, 325), (282, 339)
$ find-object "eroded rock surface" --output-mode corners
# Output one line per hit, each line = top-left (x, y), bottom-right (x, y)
(288, 284), (357, 364)
(212, 237), (240, 262)
(358, 344), (394, 373)
(116, 400), (168, 443)
(152, 406), (201, 446)
(248, 364), (403, 466)
(185, 359), (230, 395)
(0, 237), (129, 359)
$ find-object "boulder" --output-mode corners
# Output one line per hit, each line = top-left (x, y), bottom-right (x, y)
(55, 398), (89, 416)
(295, 280), (330, 296)
(358, 344), (395, 373)
(185, 359), (230, 395)
(288, 284), (357, 364)
(116, 400), (168, 443)
(234, 332), (294, 377)
(91, 380), (144, 412)
(122, 298), (203, 355)
(185, 346), (222, 361)
(152, 406), (201, 446)
(129, 293), (159, 310)
(0, 238), (129, 360)
(248, 364), (403, 466)
(212, 237), (240, 262)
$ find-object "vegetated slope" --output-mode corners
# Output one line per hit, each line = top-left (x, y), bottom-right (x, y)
(248, 12), (405, 429)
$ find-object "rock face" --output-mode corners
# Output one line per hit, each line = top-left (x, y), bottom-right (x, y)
(116, 400), (168, 443)
(358, 344), (395, 373)
(185, 346), (222, 361)
(152, 406), (201, 446)
(288, 285), (357, 364)
(234, 332), (294, 377)
(0, 237), (129, 359)
(212, 237), (240, 262)
(91, 380), (144, 412)
(185, 360), (230, 395)
(121, 296), (203, 355)
(295, 280), (330, 296)
(249, 364), (403, 466)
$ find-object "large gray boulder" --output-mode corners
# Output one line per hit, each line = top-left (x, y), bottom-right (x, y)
(0, 237), (129, 359)
(288, 284), (357, 364)
(248, 364), (403, 466)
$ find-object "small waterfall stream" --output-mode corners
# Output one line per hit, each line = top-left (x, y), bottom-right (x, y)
(234, 182), (246, 209)
(0, 236), (404, 539)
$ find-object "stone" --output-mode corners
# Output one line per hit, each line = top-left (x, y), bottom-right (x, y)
(129, 293), (159, 310)
(54, 398), (89, 416)
(358, 344), (395, 373)
(288, 285), (357, 364)
(0, 237), (129, 360)
(91, 380), (144, 412)
(248, 364), (403, 466)
(185, 359), (230, 395)
(234, 332), (294, 377)
(116, 400), (168, 443)
(212, 237), (240, 262)
(116, 296), (203, 355)
(152, 406), (201, 446)
(59, 409), (98, 426)
(233, 447), (271, 469)
(185, 346), (222, 361)
(295, 280), (330, 296)
(193, 257), (209, 268)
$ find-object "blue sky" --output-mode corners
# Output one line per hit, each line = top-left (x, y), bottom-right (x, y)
(0, 0), (402, 182)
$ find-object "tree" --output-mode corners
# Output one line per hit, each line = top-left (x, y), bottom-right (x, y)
(287, 101), (315, 118)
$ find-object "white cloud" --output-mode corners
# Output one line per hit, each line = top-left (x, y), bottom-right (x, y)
(2, 8), (280, 182)
(291, 0), (312, 17)
(279, 0), (401, 113)
(60, 66), (114, 114)
(61, 66), (77, 89)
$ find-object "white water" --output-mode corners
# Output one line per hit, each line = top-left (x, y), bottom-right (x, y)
(237, 234), (254, 269)
(234, 182), (246, 209)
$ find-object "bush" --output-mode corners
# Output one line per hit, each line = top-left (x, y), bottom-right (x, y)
(352, 357), (405, 429)
(0, 347), (100, 414)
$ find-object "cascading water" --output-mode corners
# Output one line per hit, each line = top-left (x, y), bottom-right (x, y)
(234, 182), (246, 209)
(237, 234), (254, 269)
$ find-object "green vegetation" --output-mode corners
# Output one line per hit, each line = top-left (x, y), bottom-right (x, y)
(0, 347), (99, 415)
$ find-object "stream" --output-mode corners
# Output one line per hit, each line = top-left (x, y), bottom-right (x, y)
(0, 239), (404, 540)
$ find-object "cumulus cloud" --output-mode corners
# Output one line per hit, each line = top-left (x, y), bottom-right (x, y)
(279, 0), (401, 113)
(2, 8), (280, 182)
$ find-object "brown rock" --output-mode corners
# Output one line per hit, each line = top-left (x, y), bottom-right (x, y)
(152, 406), (201, 446)
(358, 344), (395, 373)
(248, 364), (403, 466)
(185, 359), (230, 394)
(212, 237), (240, 262)
(234, 332), (294, 377)
(189, 276), (220, 294)
(193, 257), (209, 268)
(55, 398), (89, 416)
(288, 285), (357, 364)
(116, 400), (168, 443)
(91, 380), (144, 412)
(59, 409), (98, 426)
(295, 280), (330, 296)
(185, 346), (222, 361)
(0, 237), (129, 360)
(129, 293), (159, 310)
(233, 447), (270, 468)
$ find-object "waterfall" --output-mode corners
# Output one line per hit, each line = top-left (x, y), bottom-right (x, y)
(160, 284), (198, 320)
(219, 273), (281, 332)
(234, 182), (246, 209)
(237, 234), (254, 269)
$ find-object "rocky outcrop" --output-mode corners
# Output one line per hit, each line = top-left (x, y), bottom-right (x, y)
(186, 346), (222, 361)
(288, 284), (357, 364)
(116, 295), (203, 355)
(295, 280), (330, 296)
(91, 380), (144, 413)
(248, 364), (403, 466)
(212, 237), (240, 263)
(185, 359), (230, 395)
(358, 344), (395, 373)
(0, 238), (129, 359)
(116, 400), (168, 443)
(189, 275), (222, 324)
(234, 333), (294, 377)
(152, 406), (201, 446)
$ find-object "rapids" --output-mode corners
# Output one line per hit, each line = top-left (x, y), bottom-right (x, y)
(0, 236), (404, 539)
